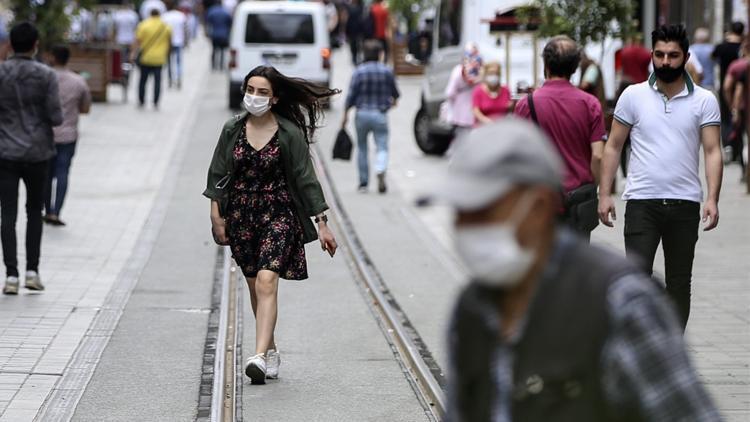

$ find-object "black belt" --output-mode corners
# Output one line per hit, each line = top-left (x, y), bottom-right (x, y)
(629, 199), (698, 205)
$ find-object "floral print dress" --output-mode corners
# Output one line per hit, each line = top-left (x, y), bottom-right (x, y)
(226, 129), (308, 280)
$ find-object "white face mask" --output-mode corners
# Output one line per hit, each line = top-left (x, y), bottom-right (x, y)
(454, 193), (536, 288)
(485, 75), (500, 86)
(243, 94), (272, 116)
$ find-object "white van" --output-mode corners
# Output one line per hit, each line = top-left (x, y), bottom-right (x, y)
(227, 1), (331, 109)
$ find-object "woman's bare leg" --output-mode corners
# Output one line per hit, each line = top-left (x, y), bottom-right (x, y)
(251, 270), (279, 355)
(246, 277), (277, 351)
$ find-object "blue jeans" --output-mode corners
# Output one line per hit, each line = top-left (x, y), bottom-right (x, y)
(45, 142), (76, 217)
(355, 109), (389, 186)
(167, 45), (182, 85)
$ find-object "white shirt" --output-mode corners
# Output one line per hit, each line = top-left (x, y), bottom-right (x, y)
(162, 10), (187, 47)
(613, 73), (720, 202)
(113, 8), (139, 45)
(140, 0), (167, 20)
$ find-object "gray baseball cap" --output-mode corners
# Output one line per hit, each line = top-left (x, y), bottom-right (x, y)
(423, 117), (563, 211)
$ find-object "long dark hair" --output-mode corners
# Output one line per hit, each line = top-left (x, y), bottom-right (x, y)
(242, 66), (340, 144)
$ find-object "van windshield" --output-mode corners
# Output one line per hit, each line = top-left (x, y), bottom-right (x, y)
(245, 13), (315, 44)
(437, 0), (461, 48)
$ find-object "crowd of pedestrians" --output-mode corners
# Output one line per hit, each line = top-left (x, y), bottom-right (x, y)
(430, 24), (727, 421)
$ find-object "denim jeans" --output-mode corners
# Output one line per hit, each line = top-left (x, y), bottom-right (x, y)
(138, 64), (162, 106)
(167, 45), (182, 85)
(0, 159), (48, 277)
(46, 142), (77, 217)
(355, 109), (389, 187)
(624, 199), (700, 330)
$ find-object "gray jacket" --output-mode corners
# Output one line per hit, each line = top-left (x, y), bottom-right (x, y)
(0, 56), (63, 162)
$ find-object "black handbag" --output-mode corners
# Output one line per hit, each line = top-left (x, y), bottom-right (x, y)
(564, 183), (599, 232)
(332, 128), (353, 160)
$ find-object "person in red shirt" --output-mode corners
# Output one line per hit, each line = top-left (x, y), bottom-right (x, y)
(472, 62), (511, 125)
(515, 36), (606, 241)
(722, 41), (750, 168)
(617, 36), (651, 84)
(368, 0), (389, 62)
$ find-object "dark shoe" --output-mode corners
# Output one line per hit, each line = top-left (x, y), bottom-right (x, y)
(377, 173), (387, 194)
(357, 184), (367, 193)
(44, 214), (65, 226)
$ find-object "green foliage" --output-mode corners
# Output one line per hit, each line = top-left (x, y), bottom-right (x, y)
(388, 0), (431, 32)
(9, 0), (95, 50)
(519, 0), (637, 46)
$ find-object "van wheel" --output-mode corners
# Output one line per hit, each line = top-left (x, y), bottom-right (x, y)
(229, 86), (242, 110)
(414, 108), (451, 156)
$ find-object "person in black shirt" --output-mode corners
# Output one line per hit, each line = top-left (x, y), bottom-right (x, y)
(344, 0), (363, 65)
(712, 21), (744, 143)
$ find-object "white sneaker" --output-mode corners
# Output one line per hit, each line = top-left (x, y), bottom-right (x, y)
(266, 349), (281, 379)
(3, 276), (19, 295)
(245, 353), (267, 384)
(24, 271), (44, 291)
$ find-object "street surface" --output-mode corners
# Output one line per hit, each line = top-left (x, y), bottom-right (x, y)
(0, 36), (745, 421)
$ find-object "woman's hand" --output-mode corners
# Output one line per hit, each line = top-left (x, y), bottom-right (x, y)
(318, 224), (337, 257)
(211, 218), (229, 245)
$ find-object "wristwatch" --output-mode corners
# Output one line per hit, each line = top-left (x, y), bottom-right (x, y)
(314, 214), (328, 223)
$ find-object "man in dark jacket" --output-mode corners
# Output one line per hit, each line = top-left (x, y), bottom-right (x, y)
(423, 119), (720, 422)
(0, 22), (62, 294)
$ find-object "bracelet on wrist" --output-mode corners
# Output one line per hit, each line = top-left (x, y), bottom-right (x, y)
(314, 214), (328, 224)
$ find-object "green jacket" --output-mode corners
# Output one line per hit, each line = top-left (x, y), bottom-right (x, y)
(203, 112), (328, 244)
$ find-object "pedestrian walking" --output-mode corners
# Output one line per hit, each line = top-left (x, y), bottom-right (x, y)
(616, 35), (651, 89)
(444, 43), (482, 138)
(130, 8), (171, 109)
(515, 36), (605, 241)
(113, 1), (139, 58)
(722, 40), (749, 168)
(599, 24), (723, 330)
(140, 0), (166, 20)
(344, 0), (364, 65)
(712, 22), (744, 143)
(471, 61), (511, 125)
(690, 27), (715, 89)
(323, 0), (339, 49)
(205, 0), (232, 71)
(429, 118), (722, 422)
(341, 40), (400, 194)
(0, 22), (63, 294)
(162, 2), (189, 89)
(45, 45), (91, 227)
(366, 0), (389, 63)
(579, 52), (606, 113)
(204, 66), (339, 384)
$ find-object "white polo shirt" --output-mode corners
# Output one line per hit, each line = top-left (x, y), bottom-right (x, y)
(613, 73), (720, 203)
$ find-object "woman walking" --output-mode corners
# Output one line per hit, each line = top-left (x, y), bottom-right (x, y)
(472, 62), (511, 125)
(204, 66), (339, 384)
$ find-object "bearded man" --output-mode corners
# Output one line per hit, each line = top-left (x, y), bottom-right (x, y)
(598, 24), (723, 330)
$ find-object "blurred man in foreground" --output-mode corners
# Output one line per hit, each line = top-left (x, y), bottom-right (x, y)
(426, 119), (721, 422)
